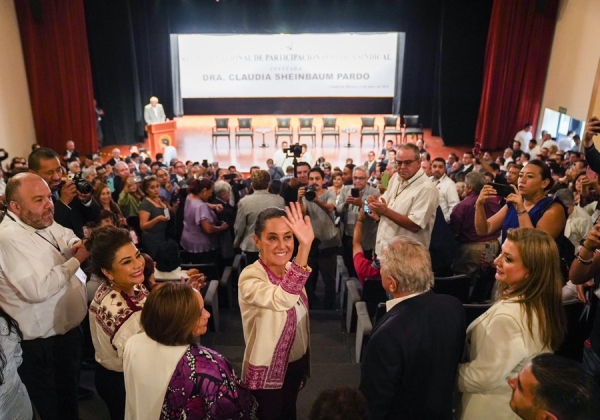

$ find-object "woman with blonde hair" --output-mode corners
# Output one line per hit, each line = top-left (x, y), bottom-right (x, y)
(457, 228), (566, 420)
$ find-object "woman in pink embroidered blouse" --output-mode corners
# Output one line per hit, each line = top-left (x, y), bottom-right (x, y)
(238, 202), (314, 420)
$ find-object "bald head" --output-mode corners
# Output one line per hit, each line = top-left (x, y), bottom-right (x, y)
(6, 173), (54, 229)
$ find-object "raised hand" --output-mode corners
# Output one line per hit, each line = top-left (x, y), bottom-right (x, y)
(583, 223), (600, 251)
(185, 273), (207, 291)
(476, 185), (497, 206)
(282, 201), (314, 247)
(369, 197), (388, 217)
(583, 117), (600, 147)
(505, 185), (524, 212)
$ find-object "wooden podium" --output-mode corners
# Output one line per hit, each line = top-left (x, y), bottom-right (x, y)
(147, 121), (177, 156)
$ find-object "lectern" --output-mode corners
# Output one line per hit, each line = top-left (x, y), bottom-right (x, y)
(146, 121), (177, 156)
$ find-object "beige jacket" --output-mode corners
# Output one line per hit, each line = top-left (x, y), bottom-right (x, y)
(457, 299), (551, 420)
(239, 260), (310, 390)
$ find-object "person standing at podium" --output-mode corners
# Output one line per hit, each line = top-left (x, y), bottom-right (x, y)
(143, 96), (166, 126)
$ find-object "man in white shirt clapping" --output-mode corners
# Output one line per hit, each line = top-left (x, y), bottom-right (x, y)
(0, 173), (88, 420)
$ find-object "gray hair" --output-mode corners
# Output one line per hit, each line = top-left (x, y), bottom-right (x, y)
(214, 180), (232, 198)
(554, 188), (575, 206)
(67, 161), (80, 172)
(114, 161), (128, 171)
(398, 143), (421, 160)
(82, 166), (96, 181)
(353, 166), (367, 175)
(381, 236), (433, 294)
(465, 172), (487, 194)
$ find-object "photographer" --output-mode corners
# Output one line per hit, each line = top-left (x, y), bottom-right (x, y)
(335, 166), (378, 278)
(280, 145), (311, 205)
(299, 167), (340, 309)
(28, 147), (99, 239)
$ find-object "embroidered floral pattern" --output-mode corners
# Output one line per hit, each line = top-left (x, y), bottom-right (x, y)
(161, 345), (257, 420)
(244, 365), (268, 391)
(89, 281), (148, 348)
(265, 308), (297, 388)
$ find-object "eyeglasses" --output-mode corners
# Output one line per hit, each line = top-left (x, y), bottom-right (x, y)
(353, 176), (367, 180)
(396, 159), (419, 167)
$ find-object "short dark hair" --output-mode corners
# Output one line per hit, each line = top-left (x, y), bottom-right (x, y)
(345, 163), (356, 172)
(130, 153), (139, 159)
(522, 153), (531, 160)
(531, 354), (599, 420)
(251, 170), (270, 191)
(309, 167), (325, 179)
(527, 159), (554, 191)
(155, 153), (163, 160)
(188, 178), (213, 196)
(28, 147), (59, 172)
(141, 176), (158, 194)
(85, 226), (133, 280)
(464, 151), (475, 158)
(142, 282), (202, 346)
(530, 139), (537, 145)
(296, 161), (311, 171)
(309, 387), (369, 420)
(432, 157), (446, 165)
(525, 123), (533, 129)
(255, 207), (286, 237)
(98, 209), (117, 225)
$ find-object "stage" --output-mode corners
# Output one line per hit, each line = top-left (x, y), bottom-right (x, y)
(102, 115), (470, 171)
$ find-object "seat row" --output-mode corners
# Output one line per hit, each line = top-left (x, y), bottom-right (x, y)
(211, 115), (424, 148)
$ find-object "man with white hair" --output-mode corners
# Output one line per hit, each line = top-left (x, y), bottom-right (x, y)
(360, 236), (465, 419)
(67, 161), (80, 175)
(143, 96), (166, 125)
(107, 148), (122, 166)
(63, 140), (80, 164)
(111, 161), (131, 202)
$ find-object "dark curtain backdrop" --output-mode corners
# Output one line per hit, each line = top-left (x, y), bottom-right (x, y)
(475, 0), (559, 151)
(14, 0), (97, 154)
(84, 0), (493, 147)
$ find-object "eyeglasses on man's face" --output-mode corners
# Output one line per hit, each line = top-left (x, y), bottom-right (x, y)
(396, 159), (419, 167)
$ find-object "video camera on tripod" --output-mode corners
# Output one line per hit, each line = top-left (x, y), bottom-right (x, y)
(283, 144), (303, 177)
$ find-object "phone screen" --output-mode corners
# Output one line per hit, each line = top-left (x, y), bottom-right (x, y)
(363, 199), (372, 214)
(106, 178), (115, 193)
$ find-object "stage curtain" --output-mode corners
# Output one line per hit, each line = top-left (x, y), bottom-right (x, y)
(14, 0), (97, 154)
(475, 0), (559, 151)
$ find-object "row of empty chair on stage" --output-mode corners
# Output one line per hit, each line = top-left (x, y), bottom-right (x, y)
(211, 116), (424, 148)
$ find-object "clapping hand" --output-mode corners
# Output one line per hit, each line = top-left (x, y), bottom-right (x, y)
(185, 272), (207, 291)
(282, 201), (314, 247)
(583, 223), (600, 251)
(368, 194), (388, 216)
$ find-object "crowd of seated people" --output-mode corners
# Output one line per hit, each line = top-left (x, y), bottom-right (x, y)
(1, 120), (600, 420)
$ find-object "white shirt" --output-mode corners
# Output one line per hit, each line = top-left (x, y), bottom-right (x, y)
(375, 169), (439, 255)
(273, 150), (286, 168)
(528, 145), (541, 157)
(541, 139), (558, 151)
(565, 206), (593, 248)
(163, 145), (178, 166)
(0, 212), (86, 339)
(514, 130), (532, 149)
(301, 152), (314, 167)
(385, 292), (423, 312)
(432, 174), (459, 223)
(558, 136), (574, 152)
(124, 333), (189, 420)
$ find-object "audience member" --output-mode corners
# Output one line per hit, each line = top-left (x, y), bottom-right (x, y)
(329, 171), (344, 197)
(180, 178), (228, 265)
(300, 168), (340, 309)
(63, 140), (81, 164)
(112, 161), (131, 202)
(459, 151), (475, 175)
(280, 161), (310, 205)
(309, 387), (369, 420)
(475, 160), (566, 243)
(558, 130), (575, 152)
(0, 306), (32, 419)
(528, 139), (541, 157)
(352, 206), (381, 284)
(508, 353), (599, 420)
(117, 175), (143, 220)
(87, 227), (149, 420)
(234, 170), (285, 265)
(360, 236), (465, 420)
(379, 140), (395, 163)
(0, 173), (89, 420)
(29, 147), (100, 239)
(506, 164), (523, 187)
(107, 148), (122, 167)
(514, 123), (533, 150)
(364, 151), (377, 175)
(124, 282), (255, 419)
(450, 172), (502, 276)
(267, 158), (284, 181)
(336, 166), (378, 277)
(457, 228), (566, 419)
(342, 164), (355, 185)
(368, 143), (439, 255)
(238, 204), (312, 420)
(93, 182), (127, 227)
(161, 139), (178, 166)
(420, 160), (432, 177)
(554, 188), (593, 248)
(139, 177), (171, 259)
(211, 180), (237, 266)
(431, 157), (460, 223)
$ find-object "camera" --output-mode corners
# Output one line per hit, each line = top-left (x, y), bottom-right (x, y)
(72, 172), (93, 194)
(283, 144), (302, 158)
(224, 173), (236, 181)
(304, 185), (317, 201)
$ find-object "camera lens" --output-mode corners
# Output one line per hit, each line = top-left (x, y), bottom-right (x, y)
(304, 185), (316, 201)
(76, 180), (93, 195)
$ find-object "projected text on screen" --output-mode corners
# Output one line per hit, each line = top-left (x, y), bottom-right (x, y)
(178, 33), (398, 98)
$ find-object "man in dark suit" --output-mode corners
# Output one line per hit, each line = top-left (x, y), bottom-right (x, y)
(458, 151), (475, 175)
(360, 236), (465, 420)
(28, 148), (100, 239)
(62, 141), (80, 164)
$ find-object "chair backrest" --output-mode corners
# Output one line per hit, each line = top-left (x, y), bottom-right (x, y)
(463, 303), (493, 326)
(433, 274), (471, 303)
(215, 118), (229, 129)
(237, 118), (252, 129)
(299, 117), (313, 128)
(276, 117), (291, 128)
(383, 116), (398, 128)
(361, 117), (375, 128)
(403, 115), (419, 128)
(322, 117), (337, 128)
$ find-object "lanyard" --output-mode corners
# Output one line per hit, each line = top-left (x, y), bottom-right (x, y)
(393, 172), (424, 201)
(5, 213), (62, 253)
